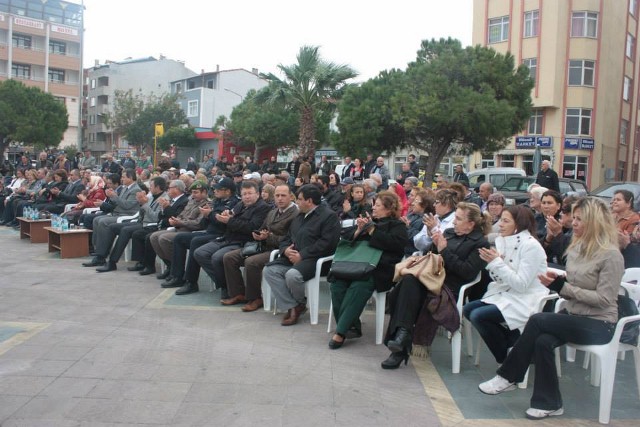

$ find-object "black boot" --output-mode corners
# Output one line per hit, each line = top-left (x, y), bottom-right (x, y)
(386, 327), (412, 353)
(381, 350), (410, 369)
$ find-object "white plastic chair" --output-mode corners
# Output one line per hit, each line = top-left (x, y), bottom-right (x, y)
(327, 289), (388, 345)
(553, 286), (640, 424)
(262, 250), (283, 312)
(451, 272), (482, 374)
(82, 207), (100, 214)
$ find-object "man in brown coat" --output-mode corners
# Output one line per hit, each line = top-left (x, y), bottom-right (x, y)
(221, 184), (299, 311)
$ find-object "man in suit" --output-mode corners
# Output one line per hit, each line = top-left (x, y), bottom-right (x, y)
(79, 149), (96, 170)
(95, 176), (167, 273)
(41, 169), (84, 214)
(160, 177), (239, 288)
(340, 157), (354, 180)
(187, 181), (271, 297)
(221, 184), (298, 311)
(129, 180), (189, 276)
(148, 181), (209, 274)
(263, 184), (340, 326)
(83, 169), (141, 267)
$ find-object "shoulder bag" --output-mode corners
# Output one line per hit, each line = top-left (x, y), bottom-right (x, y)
(328, 238), (383, 281)
(393, 253), (446, 294)
(241, 240), (264, 257)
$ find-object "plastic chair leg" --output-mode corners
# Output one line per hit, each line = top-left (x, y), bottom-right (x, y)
(451, 330), (462, 374)
(327, 300), (333, 333)
(374, 292), (386, 345)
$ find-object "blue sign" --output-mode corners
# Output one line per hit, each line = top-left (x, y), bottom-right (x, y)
(536, 136), (553, 148)
(564, 138), (580, 149)
(515, 136), (536, 148)
(580, 138), (594, 150)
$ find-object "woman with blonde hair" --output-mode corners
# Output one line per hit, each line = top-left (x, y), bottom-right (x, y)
(479, 197), (624, 420)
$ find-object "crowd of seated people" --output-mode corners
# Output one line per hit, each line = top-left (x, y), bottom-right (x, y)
(2, 151), (638, 423)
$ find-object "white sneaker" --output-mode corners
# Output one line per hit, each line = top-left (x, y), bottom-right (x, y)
(525, 407), (564, 419)
(478, 375), (517, 395)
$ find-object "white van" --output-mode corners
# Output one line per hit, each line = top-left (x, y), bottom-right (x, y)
(467, 167), (526, 190)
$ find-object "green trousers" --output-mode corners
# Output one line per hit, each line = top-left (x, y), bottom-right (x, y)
(330, 277), (375, 335)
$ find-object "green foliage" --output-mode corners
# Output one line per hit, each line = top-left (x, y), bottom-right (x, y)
(0, 79), (68, 155)
(157, 126), (198, 151)
(258, 45), (358, 158)
(106, 90), (188, 148)
(227, 88), (300, 159)
(335, 38), (534, 183)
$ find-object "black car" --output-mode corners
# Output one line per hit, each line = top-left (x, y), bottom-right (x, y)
(497, 176), (589, 205)
(590, 182), (640, 212)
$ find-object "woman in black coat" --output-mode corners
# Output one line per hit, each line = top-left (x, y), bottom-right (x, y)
(328, 190), (408, 349)
(382, 202), (491, 369)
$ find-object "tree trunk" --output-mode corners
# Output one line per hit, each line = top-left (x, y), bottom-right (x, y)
(254, 144), (262, 162)
(299, 106), (316, 159)
(422, 140), (451, 186)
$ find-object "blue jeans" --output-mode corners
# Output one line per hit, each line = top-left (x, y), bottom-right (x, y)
(463, 300), (520, 363)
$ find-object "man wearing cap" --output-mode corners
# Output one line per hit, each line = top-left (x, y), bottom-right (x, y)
(161, 177), (240, 291)
(148, 181), (209, 274)
(222, 184), (298, 310)
(340, 177), (355, 199)
(189, 181), (271, 298)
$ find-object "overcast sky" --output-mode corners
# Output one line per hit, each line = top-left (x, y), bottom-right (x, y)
(80, 0), (473, 82)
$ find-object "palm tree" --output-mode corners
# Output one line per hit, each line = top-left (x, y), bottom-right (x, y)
(258, 45), (358, 158)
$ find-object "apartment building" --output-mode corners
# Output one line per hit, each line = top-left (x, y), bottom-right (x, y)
(84, 56), (197, 153)
(0, 0), (83, 148)
(471, 0), (639, 188)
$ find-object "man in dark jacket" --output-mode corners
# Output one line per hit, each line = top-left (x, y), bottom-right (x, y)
(263, 184), (340, 326)
(316, 175), (343, 215)
(452, 164), (469, 185)
(189, 181), (271, 297)
(38, 169), (84, 213)
(535, 160), (560, 193)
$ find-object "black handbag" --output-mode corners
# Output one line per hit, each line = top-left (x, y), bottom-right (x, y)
(241, 240), (264, 257)
(618, 290), (640, 346)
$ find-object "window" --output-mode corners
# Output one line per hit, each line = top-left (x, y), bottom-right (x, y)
(571, 11), (598, 38)
(90, 97), (96, 107)
(49, 40), (66, 55)
(12, 34), (31, 49)
(89, 115), (96, 125)
(568, 60), (595, 86)
(488, 16), (509, 43)
(522, 58), (537, 83)
(175, 82), (182, 93)
(621, 119), (629, 145)
(187, 81), (195, 90)
(631, 0), (638, 16)
(48, 69), (65, 83)
(90, 79), (96, 89)
(500, 155), (515, 168)
(528, 109), (543, 134)
(481, 155), (495, 169)
(624, 76), (632, 101)
(11, 63), (30, 79)
(627, 34), (635, 59)
(523, 10), (539, 37)
(619, 161), (627, 181)
(206, 80), (214, 89)
(565, 108), (592, 135)
(187, 100), (199, 117)
(562, 155), (589, 181)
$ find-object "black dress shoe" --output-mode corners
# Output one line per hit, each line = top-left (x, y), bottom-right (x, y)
(175, 282), (199, 295)
(328, 333), (346, 350)
(161, 277), (184, 288)
(82, 257), (105, 267)
(138, 267), (156, 276)
(96, 261), (117, 273)
(127, 262), (145, 272)
(156, 270), (171, 280)
(381, 351), (410, 369)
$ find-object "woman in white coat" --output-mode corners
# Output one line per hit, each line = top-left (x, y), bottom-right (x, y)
(463, 204), (549, 363)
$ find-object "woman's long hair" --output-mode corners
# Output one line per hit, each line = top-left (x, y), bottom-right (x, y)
(567, 197), (618, 259)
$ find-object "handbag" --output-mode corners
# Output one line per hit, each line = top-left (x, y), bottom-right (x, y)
(618, 290), (640, 346)
(393, 253), (446, 294)
(328, 238), (383, 281)
(241, 240), (264, 257)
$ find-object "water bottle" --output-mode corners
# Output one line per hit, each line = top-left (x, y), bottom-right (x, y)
(32, 208), (38, 220)
(52, 215), (59, 230)
(62, 218), (69, 232)
(24, 207), (30, 219)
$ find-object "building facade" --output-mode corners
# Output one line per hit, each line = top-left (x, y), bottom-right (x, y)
(0, 0), (83, 149)
(472, 0), (640, 188)
(84, 56), (197, 153)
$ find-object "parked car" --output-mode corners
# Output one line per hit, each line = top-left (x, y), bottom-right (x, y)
(497, 176), (589, 205)
(590, 181), (640, 212)
(467, 167), (526, 191)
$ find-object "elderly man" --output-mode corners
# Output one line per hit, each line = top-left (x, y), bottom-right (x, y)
(102, 154), (122, 174)
(36, 152), (53, 170)
(535, 160), (560, 193)
(186, 181), (271, 297)
(95, 176), (167, 272)
(222, 184), (298, 310)
(478, 182), (494, 212)
(370, 157), (389, 190)
(396, 162), (415, 185)
(452, 164), (469, 184)
(341, 157), (354, 180)
(263, 184), (340, 326)
(83, 169), (141, 267)
(79, 149), (96, 170)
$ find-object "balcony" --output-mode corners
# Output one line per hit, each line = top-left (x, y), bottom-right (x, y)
(11, 46), (46, 67)
(49, 80), (81, 97)
(48, 53), (80, 70)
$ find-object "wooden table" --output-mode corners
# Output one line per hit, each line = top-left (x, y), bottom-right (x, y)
(17, 217), (52, 243)
(43, 227), (93, 258)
